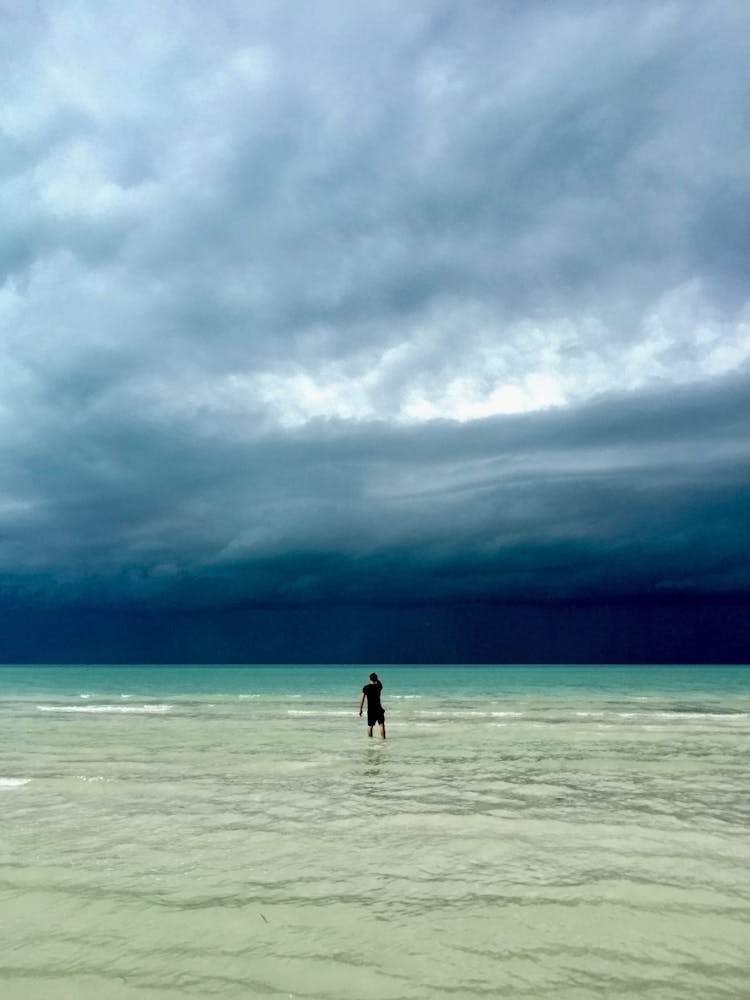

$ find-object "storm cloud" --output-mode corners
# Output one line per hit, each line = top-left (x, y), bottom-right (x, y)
(1, 1), (749, 661)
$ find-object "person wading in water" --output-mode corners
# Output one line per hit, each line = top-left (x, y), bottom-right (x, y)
(359, 672), (386, 739)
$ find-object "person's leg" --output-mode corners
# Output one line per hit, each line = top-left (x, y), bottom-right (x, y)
(367, 724), (374, 737)
(379, 720), (386, 739)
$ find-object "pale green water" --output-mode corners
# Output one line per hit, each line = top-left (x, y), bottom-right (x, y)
(1, 665), (749, 999)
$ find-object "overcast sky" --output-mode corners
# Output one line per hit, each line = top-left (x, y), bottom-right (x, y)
(1, 1), (749, 662)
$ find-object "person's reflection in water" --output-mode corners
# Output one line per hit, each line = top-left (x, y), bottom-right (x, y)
(362, 744), (385, 782)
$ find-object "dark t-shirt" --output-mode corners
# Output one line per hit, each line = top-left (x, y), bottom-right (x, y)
(362, 681), (383, 712)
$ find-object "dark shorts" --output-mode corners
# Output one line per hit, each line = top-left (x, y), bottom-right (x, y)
(367, 708), (385, 726)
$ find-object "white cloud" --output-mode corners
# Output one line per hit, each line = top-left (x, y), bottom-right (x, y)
(142, 287), (748, 429)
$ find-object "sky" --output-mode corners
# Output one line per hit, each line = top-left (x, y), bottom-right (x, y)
(1, 0), (749, 663)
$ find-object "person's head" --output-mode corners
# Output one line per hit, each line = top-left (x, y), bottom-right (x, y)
(369, 672), (379, 683)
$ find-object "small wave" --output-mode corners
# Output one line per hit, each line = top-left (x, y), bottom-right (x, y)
(239, 694), (262, 699)
(413, 710), (491, 717)
(617, 710), (747, 720)
(36, 704), (173, 714)
(491, 711), (525, 717)
(0, 778), (31, 788)
(654, 711), (748, 720)
(79, 693), (92, 699)
(287, 710), (354, 716)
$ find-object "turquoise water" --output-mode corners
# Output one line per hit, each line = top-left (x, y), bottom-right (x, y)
(1, 665), (749, 999)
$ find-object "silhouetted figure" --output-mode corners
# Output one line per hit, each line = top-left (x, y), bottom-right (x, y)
(359, 671), (386, 739)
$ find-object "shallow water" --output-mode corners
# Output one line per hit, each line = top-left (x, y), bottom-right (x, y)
(1, 665), (749, 999)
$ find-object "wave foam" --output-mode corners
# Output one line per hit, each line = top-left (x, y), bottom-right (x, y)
(617, 711), (747, 720)
(0, 778), (31, 788)
(287, 709), (354, 716)
(36, 704), (173, 714)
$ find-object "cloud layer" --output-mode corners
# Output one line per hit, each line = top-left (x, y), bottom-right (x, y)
(1, 1), (749, 658)
(4, 371), (749, 610)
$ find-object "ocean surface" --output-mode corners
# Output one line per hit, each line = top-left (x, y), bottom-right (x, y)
(1, 664), (748, 999)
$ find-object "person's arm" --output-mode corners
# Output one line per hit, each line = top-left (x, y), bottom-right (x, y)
(359, 690), (366, 716)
